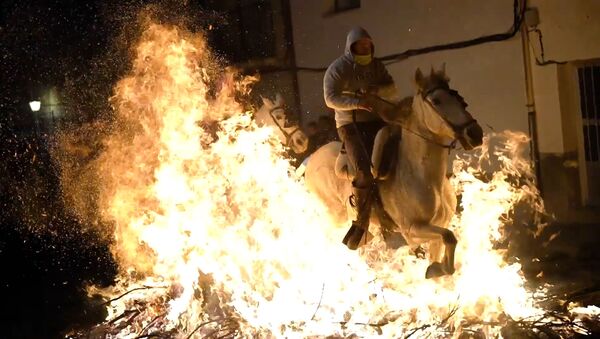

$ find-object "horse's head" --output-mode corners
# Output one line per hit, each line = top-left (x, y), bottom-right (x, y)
(255, 94), (309, 154)
(413, 66), (483, 150)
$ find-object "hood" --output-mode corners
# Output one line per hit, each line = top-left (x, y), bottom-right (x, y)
(344, 26), (373, 56)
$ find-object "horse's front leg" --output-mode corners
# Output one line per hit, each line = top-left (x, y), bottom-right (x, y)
(408, 223), (457, 279)
(428, 239), (442, 263)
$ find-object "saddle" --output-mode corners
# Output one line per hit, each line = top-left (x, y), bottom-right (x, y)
(334, 125), (401, 182)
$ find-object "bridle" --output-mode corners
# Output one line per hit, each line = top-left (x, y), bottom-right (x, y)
(268, 106), (302, 148)
(413, 85), (478, 149)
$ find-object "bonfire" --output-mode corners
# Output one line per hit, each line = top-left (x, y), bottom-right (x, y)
(67, 21), (599, 338)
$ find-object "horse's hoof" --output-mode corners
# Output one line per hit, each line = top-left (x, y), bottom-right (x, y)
(411, 245), (426, 259)
(425, 262), (445, 279)
(342, 225), (365, 250)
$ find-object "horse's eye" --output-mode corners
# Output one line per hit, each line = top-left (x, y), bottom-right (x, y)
(432, 98), (441, 106)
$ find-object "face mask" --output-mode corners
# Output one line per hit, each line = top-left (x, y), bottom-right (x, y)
(354, 54), (372, 65)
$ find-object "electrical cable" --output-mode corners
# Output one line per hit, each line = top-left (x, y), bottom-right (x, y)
(527, 27), (567, 66)
(255, 0), (525, 74)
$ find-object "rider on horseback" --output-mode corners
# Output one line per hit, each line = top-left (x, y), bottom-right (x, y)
(323, 27), (399, 250)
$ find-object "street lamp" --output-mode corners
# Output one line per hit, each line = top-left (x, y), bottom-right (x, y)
(29, 100), (42, 135)
(29, 100), (41, 112)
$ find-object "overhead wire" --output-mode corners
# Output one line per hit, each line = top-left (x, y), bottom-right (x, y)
(527, 27), (567, 66)
(255, 0), (525, 74)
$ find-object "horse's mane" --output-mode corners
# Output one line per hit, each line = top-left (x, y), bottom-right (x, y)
(420, 71), (468, 108)
(383, 70), (450, 129)
(397, 96), (413, 116)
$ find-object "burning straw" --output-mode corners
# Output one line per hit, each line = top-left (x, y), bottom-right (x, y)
(66, 20), (598, 338)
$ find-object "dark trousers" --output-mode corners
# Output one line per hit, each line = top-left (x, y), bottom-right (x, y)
(337, 121), (385, 188)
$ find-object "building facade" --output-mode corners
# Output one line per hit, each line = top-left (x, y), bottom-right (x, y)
(288, 0), (600, 222)
(200, 0), (302, 120)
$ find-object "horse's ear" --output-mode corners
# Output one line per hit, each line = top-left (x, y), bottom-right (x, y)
(414, 68), (425, 87)
(439, 63), (450, 82)
(430, 66), (436, 77)
(261, 96), (272, 107)
(275, 93), (284, 106)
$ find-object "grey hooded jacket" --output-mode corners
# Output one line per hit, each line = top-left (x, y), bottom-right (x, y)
(323, 27), (396, 128)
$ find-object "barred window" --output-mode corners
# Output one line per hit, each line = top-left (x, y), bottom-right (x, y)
(577, 65), (600, 162)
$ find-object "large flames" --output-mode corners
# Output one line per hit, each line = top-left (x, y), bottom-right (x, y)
(75, 22), (595, 338)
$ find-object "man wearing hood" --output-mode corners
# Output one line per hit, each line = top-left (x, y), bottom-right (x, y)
(323, 26), (398, 250)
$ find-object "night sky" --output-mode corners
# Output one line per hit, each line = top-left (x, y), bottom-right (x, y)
(0, 1), (209, 337)
(0, 0), (253, 336)
(1, 0), (111, 118)
(1, 1), (116, 337)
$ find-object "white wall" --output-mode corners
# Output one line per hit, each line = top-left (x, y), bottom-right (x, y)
(527, 0), (600, 153)
(290, 0), (529, 135)
(289, 0), (600, 155)
(531, 64), (563, 153)
(529, 0), (600, 62)
(40, 86), (65, 119)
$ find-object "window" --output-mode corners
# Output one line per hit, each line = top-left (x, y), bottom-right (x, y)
(577, 65), (600, 162)
(335, 0), (360, 12)
(576, 63), (600, 206)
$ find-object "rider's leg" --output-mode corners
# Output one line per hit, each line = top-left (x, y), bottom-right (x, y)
(337, 121), (383, 250)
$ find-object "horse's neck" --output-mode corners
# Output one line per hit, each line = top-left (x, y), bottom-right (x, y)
(396, 97), (449, 184)
(254, 109), (267, 126)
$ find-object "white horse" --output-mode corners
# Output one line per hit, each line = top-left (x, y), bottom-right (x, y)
(254, 94), (309, 155)
(305, 67), (483, 278)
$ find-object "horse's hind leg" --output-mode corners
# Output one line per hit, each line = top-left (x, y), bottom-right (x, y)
(408, 223), (457, 278)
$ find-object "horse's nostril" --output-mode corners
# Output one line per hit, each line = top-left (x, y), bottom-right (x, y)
(467, 124), (483, 144)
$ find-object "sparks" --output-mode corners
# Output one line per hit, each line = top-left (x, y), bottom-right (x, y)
(77, 21), (573, 338)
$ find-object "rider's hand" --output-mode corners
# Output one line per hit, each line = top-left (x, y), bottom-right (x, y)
(357, 94), (377, 112)
(357, 99), (372, 112)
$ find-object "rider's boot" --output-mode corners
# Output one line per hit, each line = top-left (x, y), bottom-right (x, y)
(342, 185), (374, 250)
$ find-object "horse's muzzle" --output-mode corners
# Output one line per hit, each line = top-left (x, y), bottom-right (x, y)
(458, 123), (483, 150)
